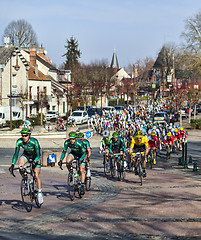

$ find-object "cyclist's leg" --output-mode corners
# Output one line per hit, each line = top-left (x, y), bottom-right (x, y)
(34, 166), (42, 190)
(18, 155), (27, 177)
(80, 163), (86, 184)
(66, 154), (74, 170)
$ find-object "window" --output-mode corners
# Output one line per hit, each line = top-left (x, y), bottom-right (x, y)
(37, 86), (39, 100)
(44, 87), (47, 96)
(29, 86), (32, 100)
(63, 102), (65, 113)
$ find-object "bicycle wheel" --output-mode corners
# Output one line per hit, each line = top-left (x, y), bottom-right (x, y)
(137, 162), (143, 186)
(67, 173), (75, 201)
(85, 177), (91, 191)
(110, 158), (116, 178)
(104, 156), (109, 176)
(77, 180), (83, 198)
(33, 179), (41, 208)
(150, 152), (153, 169)
(21, 178), (33, 212)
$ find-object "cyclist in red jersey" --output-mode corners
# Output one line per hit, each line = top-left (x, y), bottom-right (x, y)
(148, 131), (159, 164)
(164, 132), (174, 152)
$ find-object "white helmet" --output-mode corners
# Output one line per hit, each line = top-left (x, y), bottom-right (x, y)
(102, 130), (110, 138)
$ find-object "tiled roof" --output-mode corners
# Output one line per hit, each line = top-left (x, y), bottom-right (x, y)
(28, 65), (51, 81)
(0, 46), (15, 65)
(36, 55), (57, 71)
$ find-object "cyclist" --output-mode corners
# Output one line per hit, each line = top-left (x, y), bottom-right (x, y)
(23, 119), (31, 129)
(180, 127), (187, 142)
(9, 128), (43, 204)
(109, 132), (126, 155)
(58, 131), (86, 195)
(109, 132), (126, 171)
(76, 132), (91, 178)
(174, 128), (182, 150)
(148, 131), (159, 165)
(164, 132), (174, 152)
(100, 130), (112, 166)
(129, 131), (149, 177)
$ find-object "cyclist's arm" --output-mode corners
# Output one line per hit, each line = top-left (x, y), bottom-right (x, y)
(129, 138), (134, 155)
(78, 141), (86, 161)
(60, 140), (68, 161)
(12, 141), (21, 165)
(109, 139), (113, 153)
(121, 138), (126, 152)
(33, 139), (41, 162)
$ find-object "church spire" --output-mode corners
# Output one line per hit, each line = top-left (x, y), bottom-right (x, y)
(110, 49), (119, 69)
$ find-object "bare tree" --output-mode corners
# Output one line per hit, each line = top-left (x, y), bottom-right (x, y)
(3, 19), (38, 47)
(181, 11), (201, 75)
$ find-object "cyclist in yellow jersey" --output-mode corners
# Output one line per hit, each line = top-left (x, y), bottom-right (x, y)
(129, 131), (149, 177)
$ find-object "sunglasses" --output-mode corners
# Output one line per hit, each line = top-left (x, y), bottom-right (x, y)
(21, 134), (28, 137)
(137, 137), (142, 140)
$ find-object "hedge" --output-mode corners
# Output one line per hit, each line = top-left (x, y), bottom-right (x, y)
(190, 119), (201, 129)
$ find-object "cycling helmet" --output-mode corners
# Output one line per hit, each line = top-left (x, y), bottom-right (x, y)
(167, 132), (171, 137)
(174, 128), (178, 133)
(151, 131), (156, 136)
(180, 127), (184, 131)
(153, 126), (157, 130)
(21, 128), (31, 135)
(112, 132), (118, 137)
(76, 132), (84, 138)
(103, 130), (110, 138)
(69, 131), (76, 139)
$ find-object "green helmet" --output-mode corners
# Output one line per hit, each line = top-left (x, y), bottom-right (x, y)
(112, 132), (118, 137)
(76, 132), (84, 138)
(21, 128), (31, 135)
(69, 131), (76, 139)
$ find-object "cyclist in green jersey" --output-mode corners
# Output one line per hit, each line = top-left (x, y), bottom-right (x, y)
(76, 132), (91, 178)
(110, 132), (126, 155)
(100, 130), (112, 163)
(58, 131), (86, 195)
(9, 128), (43, 204)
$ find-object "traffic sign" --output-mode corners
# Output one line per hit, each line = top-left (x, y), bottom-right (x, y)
(23, 101), (34, 105)
(48, 154), (56, 163)
(86, 131), (92, 139)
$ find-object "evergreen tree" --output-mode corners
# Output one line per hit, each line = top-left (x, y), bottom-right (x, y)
(63, 36), (81, 69)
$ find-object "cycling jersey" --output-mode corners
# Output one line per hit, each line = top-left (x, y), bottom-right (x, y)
(12, 137), (41, 165)
(130, 136), (149, 149)
(60, 139), (86, 161)
(148, 135), (159, 148)
(109, 136), (126, 153)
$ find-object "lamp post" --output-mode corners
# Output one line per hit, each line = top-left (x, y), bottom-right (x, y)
(10, 54), (12, 131)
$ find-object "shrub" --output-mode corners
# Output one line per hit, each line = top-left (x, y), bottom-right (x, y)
(190, 119), (201, 129)
(6, 120), (23, 129)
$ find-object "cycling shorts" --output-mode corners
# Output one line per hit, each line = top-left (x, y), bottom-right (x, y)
(132, 145), (145, 153)
(21, 152), (41, 168)
(68, 152), (86, 166)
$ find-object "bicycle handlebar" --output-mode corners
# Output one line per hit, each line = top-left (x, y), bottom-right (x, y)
(11, 165), (32, 177)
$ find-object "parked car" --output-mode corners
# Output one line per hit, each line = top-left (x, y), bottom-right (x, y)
(114, 105), (124, 112)
(45, 110), (58, 121)
(154, 112), (170, 124)
(76, 105), (92, 111)
(196, 104), (201, 113)
(68, 111), (88, 124)
(177, 108), (186, 118)
(87, 108), (103, 118)
(164, 110), (179, 123)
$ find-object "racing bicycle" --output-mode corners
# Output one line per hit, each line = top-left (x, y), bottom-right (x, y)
(12, 163), (41, 212)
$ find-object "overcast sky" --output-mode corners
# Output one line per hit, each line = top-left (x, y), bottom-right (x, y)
(0, 0), (201, 68)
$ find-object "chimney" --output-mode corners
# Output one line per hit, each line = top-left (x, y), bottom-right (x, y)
(30, 47), (36, 66)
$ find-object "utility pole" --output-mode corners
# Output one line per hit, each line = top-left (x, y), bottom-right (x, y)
(10, 54), (12, 131)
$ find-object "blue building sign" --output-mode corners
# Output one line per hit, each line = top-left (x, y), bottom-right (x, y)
(48, 154), (57, 163)
(86, 131), (92, 139)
